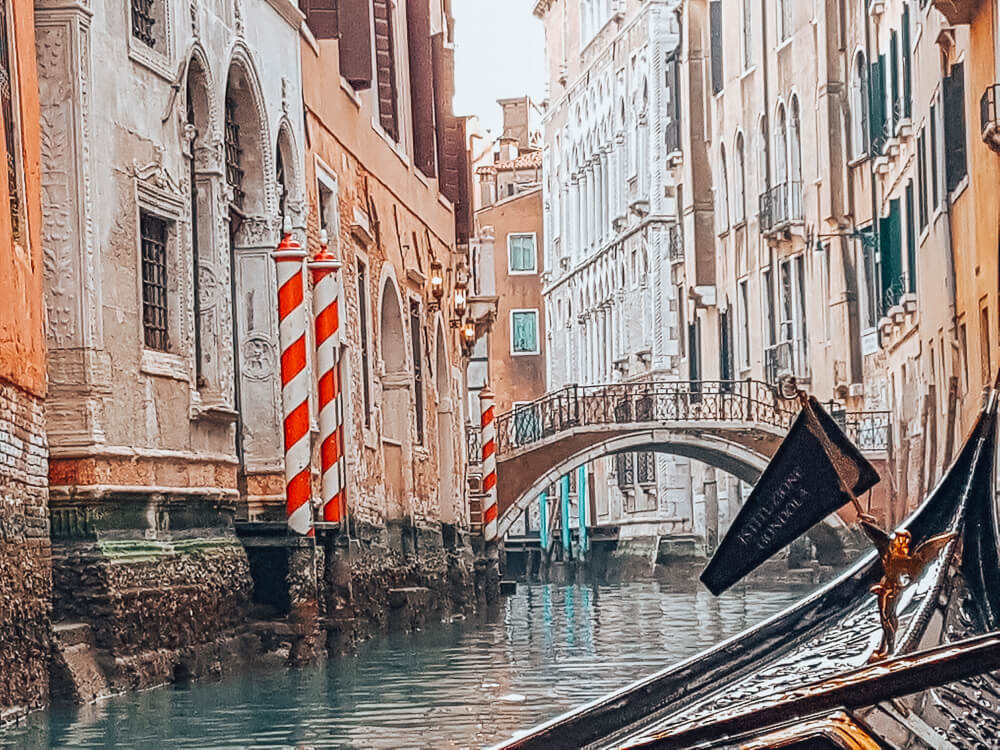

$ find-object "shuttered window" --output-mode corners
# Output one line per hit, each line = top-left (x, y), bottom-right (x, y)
(890, 30), (899, 130)
(509, 234), (537, 273)
(300, 0), (372, 89)
(902, 3), (912, 119)
(879, 199), (903, 313)
(943, 62), (967, 194)
(372, 0), (399, 141)
(709, 1), (723, 95)
(905, 180), (916, 293)
(406, 0), (435, 177)
(300, 0), (338, 39)
(930, 103), (939, 207)
(869, 55), (886, 154)
(511, 310), (539, 354)
(917, 129), (928, 230)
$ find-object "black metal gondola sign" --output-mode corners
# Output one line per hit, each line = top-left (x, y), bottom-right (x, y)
(701, 396), (881, 595)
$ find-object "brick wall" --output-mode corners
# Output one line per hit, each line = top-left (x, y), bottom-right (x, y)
(0, 378), (50, 718)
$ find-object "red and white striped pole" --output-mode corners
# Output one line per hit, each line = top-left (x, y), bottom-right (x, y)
(308, 229), (346, 526)
(480, 384), (498, 542)
(273, 223), (313, 536)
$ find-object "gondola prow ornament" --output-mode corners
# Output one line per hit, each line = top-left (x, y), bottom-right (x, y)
(859, 513), (956, 661)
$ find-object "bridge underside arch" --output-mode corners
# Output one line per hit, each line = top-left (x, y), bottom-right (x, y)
(496, 427), (778, 538)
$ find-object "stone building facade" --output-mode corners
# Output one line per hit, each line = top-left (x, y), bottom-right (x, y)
(1, 0), (47, 719)
(35, 0), (308, 685)
(299, 0), (472, 533)
(534, 0), (697, 544)
(667, 0), (998, 527)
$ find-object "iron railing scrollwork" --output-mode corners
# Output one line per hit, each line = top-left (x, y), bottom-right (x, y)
(494, 380), (804, 459)
(759, 181), (804, 233)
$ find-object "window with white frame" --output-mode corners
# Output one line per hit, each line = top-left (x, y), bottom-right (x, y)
(511, 309), (540, 355)
(851, 51), (869, 159)
(508, 233), (537, 273)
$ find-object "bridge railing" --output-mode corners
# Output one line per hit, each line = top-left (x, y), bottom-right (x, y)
(494, 380), (800, 458)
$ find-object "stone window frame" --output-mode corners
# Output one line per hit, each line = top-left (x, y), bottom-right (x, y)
(134, 168), (191, 384)
(127, 0), (174, 82)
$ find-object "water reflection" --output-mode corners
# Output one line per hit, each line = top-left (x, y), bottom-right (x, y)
(5, 582), (807, 750)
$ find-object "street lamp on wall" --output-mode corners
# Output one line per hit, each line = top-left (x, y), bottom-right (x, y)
(460, 319), (477, 355)
(428, 260), (445, 311)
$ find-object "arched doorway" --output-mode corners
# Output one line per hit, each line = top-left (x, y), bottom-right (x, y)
(379, 275), (410, 520)
(435, 321), (456, 524)
(224, 54), (281, 473)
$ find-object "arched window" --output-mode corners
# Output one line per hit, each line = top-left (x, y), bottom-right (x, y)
(718, 145), (730, 231)
(851, 51), (869, 158)
(775, 103), (788, 186)
(735, 133), (746, 224)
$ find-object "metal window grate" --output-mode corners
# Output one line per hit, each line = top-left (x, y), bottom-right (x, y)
(0, 0), (20, 245)
(130, 0), (157, 47)
(141, 213), (169, 351)
(224, 98), (245, 209)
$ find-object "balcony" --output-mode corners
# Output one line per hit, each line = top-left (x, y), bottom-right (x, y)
(981, 84), (1000, 154)
(758, 181), (804, 235)
(933, 0), (985, 25)
(764, 340), (794, 385)
(668, 223), (684, 264)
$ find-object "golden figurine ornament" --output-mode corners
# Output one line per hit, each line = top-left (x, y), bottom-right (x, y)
(858, 512), (956, 662)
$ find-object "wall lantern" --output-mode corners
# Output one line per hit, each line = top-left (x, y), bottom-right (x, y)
(429, 260), (445, 309)
(454, 282), (468, 319)
(460, 319), (477, 354)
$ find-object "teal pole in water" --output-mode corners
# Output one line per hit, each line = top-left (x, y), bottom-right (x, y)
(577, 464), (588, 556)
(538, 491), (549, 552)
(560, 474), (571, 557)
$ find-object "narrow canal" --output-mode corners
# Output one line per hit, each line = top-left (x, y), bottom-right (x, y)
(7, 581), (808, 749)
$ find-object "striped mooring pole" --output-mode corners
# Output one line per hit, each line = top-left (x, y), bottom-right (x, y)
(273, 225), (313, 536)
(480, 385), (498, 542)
(308, 229), (345, 526)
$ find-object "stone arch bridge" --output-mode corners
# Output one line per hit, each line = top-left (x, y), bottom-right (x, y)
(466, 380), (890, 538)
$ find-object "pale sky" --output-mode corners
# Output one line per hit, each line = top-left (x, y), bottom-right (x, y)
(452, 0), (547, 135)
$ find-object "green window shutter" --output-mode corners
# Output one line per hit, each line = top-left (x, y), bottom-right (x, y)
(905, 181), (916, 293)
(943, 62), (968, 193)
(902, 4), (912, 119)
(869, 56), (886, 155)
(879, 199), (903, 313)
(890, 31), (899, 130)
(512, 311), (538, 353)
(509, 235), (535, 271)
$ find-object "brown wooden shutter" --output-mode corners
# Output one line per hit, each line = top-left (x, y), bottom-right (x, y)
(407, 0), (436, 178)
(432, 33), (458, 203)
(338, 0), (372, 89)
(372, 0), (399, 140)
(300, 0), (339, 39)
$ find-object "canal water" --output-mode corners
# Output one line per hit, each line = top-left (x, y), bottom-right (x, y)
(6, 582), (808, 750)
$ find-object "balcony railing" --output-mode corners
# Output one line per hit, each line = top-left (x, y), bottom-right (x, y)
(981, 84), (1000, 154)
(758, 181), (804, 234)
(764, 340), (794, 385)
(841, 409), (891, 452)
(668, 222), (684, 263)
